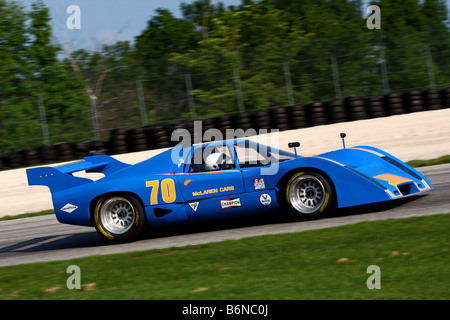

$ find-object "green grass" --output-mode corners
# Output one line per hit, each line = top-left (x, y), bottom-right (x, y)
(407, 154), (450, 168)
(0, 213), (449, 300)
(0, 210), (54, 222)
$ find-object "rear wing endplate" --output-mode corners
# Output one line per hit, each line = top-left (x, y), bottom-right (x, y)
(26, 155), (130, 194)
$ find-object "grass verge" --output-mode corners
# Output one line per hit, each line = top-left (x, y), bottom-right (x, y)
(0, 210), (54, 222)
(0, 213), (449, 300)
(407, 154), (450, 168)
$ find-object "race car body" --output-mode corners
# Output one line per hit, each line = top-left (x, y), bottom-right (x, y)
(27, 138), (433, 241)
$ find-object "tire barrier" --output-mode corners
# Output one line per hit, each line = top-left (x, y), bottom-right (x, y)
(305, 101), (327, 127)
(287, 104), (308, 129)
(366, 96), (386, 118)
(108, 129), (128, 155)
(231, 114), (253, 131)
(2, 151), (22, 169)
(144, 124), (171, 149)
(1, 87), (449, 170)
(0, 141), (106, 170)
(346, 96), (369, 121)
(443, 87), (450, 109)
(404, 90), (425, 113)
(253, 110), (272, 130)
(270, 107), (291, 131)
(326, 99), (348, 124)
(424, 89), (443, 110)
(385, 92), (406, 116)
(20, 147), (40, 166)
(126, 128), (147, 152)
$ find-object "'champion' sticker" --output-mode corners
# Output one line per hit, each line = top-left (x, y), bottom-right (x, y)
(220, 198), (241, 209)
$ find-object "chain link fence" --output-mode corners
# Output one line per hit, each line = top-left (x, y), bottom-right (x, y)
(1, 26), (450, 169)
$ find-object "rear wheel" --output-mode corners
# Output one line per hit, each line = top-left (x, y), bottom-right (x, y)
(285, 171), (333, 219)
(94, 195), (145, 242)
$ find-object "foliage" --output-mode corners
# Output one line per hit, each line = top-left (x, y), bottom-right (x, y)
(1, 0), (449, 152)
(0, 0), (88, 152)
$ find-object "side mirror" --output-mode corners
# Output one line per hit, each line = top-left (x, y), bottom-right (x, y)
(288, 142), (300, 158)
(340, 133), (346, 149)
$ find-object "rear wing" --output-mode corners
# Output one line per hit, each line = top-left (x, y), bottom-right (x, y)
(26, 155), (130, 194)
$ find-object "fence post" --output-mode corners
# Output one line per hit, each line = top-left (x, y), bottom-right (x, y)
(424, 43), (436, 89)
(330, 54), (342, 99)
(234, 68), (245, 113)
(136, 78), (148, 126)
(185, 73), (196, 120)
(87, 88), (100, 141)
(379, 47), (390, 94)
(283, 61), (295, 106)
(37, 93), (50, 146)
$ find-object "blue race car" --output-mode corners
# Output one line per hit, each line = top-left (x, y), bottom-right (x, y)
(27, 136), (433, 242)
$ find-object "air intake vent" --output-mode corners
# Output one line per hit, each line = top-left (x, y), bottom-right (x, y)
(398, 183), (412, 196)
(154, 208), (172, 218)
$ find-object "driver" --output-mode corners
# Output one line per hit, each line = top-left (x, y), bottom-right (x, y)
(204, 152), (232, 171)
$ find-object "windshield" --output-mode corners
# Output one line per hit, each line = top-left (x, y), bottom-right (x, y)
(234, 140), (295, 168)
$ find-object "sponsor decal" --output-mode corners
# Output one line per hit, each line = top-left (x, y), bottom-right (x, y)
(220, 186), (234, 192)
(260, 194), (272, 206)
(192, 185), (234, 197)
(61, 203), (78, 213)
(253, 178), (266, 190)
(189, 202), (199, 212)
(220, 197), (241, 209)
(192, 188), (218, 197)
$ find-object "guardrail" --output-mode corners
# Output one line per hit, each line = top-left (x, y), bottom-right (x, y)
(1, 87), (449, 170)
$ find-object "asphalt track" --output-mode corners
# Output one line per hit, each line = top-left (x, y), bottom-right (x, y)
(0, 164), (448, 267)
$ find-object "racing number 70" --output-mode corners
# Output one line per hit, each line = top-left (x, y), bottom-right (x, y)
(146, 179), (176, 205)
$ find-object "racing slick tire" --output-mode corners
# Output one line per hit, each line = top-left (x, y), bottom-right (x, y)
(94, 195), (146, 242)
(284, 171), (333, 219)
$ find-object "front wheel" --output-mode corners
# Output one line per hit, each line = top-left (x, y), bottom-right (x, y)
(94, 195), (146, 242)
(284, 171), (333, 219)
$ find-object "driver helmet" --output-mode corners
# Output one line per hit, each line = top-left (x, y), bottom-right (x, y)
(204, 152), (226, 170)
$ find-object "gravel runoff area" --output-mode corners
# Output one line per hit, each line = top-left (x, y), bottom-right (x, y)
(1, 108), (449, 218)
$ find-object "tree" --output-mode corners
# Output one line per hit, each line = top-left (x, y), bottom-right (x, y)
(0, 0), (37, 152)
(369, 0), (450, 91)
(180, 0), (226, 39)
(0, 0), (89, 152)
(134, 8), (201, 76)
(420, 0), (450, 88)
(0, 0), (30, 98)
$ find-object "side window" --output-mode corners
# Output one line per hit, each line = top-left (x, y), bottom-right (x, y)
(189, 145), (236, 173)
(234, 140), (296, 168)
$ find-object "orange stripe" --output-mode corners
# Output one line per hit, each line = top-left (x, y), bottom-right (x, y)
(352, 147), (384, 157)
(374, 173), (412, 186)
